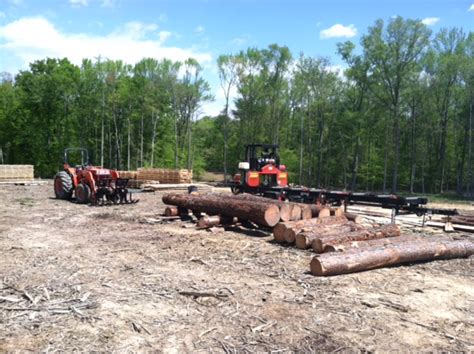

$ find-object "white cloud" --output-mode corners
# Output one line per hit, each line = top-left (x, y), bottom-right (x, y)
(194, 25), (205, 34)
(0, 16), (212, 74)
(69, 0), (89, 7)
(101, 0), (116, 8)
(158, 14), (167, 22)
(320, 24), (357, 39)
(469, 4), (474, 11)
(421, 17), (440, 26)
(231, 35), (249, 46)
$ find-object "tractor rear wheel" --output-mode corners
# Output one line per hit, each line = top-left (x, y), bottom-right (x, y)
(54, 171), (73, 200)
(75, 183), (91, 204)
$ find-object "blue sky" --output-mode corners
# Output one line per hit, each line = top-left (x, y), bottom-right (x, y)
(1, 0), (473, 115)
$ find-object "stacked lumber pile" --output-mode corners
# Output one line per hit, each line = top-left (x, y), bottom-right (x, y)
(0, 165), (34, 182)
(442, 215), (474, 227)
(117, 170), (142, 188)
(273, 213), (474, 276)
(138, 168), (192, 184)
(118, 170), (138, 180)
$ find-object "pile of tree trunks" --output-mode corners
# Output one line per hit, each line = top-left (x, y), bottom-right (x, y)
(162, 192), (340, 228)
(310, 238), (474, 276)
(271, 210), (474, 276)
(162, 192), (474, 276)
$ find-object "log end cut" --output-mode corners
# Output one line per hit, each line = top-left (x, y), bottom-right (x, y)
(264, 204), (281, 227)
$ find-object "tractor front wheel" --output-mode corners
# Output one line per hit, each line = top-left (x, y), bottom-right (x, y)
(75, 183), (91, 204)
(54, 171), (73, 200)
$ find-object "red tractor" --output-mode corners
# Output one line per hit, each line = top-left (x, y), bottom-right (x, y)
(54, 148), (137, 205)
(230, 144), (288, 197)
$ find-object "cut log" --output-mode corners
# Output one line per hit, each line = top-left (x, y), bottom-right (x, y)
(164, 206), (179, 216)
(284, 215), (350, 244)
(211, 193), (293, 222)
(164, 206), (189, 216)
(330, 208), (343, 217)
(299, 205), (313, 220)
(197, 215), (222, 229)
(196, 215), (237, 229)
(163, 193), (280, 227)
(344, 212), (363, 224)
(323, 234), (425, 252)
(295, 224), (353, 250)
(310, 239), (474, 276)
(295, 223), (356, 249)
(273, 223), (288, 242)
(317, 207), (331, 218)
(312, 224), (401, 253)
(290, 204), (302, 221)
(273, 218), (322, 243)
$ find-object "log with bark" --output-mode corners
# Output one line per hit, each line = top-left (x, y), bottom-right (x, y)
(344, 212), (363, 224)
(210, 193), (294, 222)
(312, 224), (401, 253)
(162, 193), (280, 227)
(330, 207), (344, 217)
(310, 239), (474, 276)
(284, 215), (350, 244)
(164, 206), (190, 217)
(290, 204), (302, 221)
(294, 222), (360, 249)
(299, 205), (313, 220)
(323, 234), (425, 252)
(197, 215), (238, 229)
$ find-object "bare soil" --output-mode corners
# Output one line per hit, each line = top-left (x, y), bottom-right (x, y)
(0, 182), (473, 352)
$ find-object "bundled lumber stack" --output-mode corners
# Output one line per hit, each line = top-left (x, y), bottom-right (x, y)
(118, 170), (138, 180)
(138, 168), (192, 184)
(0, 165), (34, 182)
(441, 215), (474, 227)
(117, 170), (143, 188)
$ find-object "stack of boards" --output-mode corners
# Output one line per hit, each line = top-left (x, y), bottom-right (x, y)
(118, 168), (193, 188)
(162, 192), (474, 276)
(0, 165), (34, 183)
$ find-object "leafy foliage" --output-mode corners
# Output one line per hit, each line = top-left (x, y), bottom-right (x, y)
(0, 17), (473, 196)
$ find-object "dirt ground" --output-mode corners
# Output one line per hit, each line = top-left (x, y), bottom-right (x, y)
(0, 182), (473, 352)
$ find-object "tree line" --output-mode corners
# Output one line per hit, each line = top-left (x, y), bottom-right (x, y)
(0, 16), (473, 196)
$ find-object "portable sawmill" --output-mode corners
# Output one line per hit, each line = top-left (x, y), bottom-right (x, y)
(228, 144), (457, 220)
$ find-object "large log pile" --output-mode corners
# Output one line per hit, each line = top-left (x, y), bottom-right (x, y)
(163, 193), (281, 227)
(162, 192), (474, 276)
(270, 208), (473, 276)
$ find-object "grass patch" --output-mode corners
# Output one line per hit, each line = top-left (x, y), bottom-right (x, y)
(422, 193), (473, 205)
